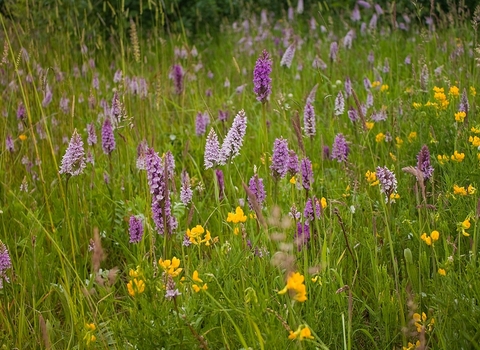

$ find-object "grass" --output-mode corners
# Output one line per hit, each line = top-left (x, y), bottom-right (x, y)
(1, 1), (480, 349)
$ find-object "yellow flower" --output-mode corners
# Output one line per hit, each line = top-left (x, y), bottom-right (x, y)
(365, 122), (374, 130)
(233, 227), (240, 235)
(289, 176), (296, 184)
(127, 278), (146, 296)
(86, 323), (96, 331)
(375, 133), (385, 143)
(455, 111), (466, 122)
(469, 136), (480, 147)
(90, 335), (96, 343)
(288, 325), (314, 341)
(408, 132), (417, 142)
(451, 151), (465, 162)
(396, 137), (403, 147)
(389, 152), (397, 161)
(438, 268), (446, 276)
(192, 283), (208, 293)
(405, 87), (413, 94)
(129, 266), (142, 278)
(159, 257), (183, 277)
(390, 193), (400, 200)
(471, 126), (480, 134)
(449, 85), (460, 97)
(192, 270), (203, 283)
(278, 272), (307, 302)
(430, 230), (440, 241)
(453, 184), (467, 196)
(19, 134), (27, 141)
(380, 84), (389, 92)
(468, 184), (476, 194)
(413, 312), (434, 334)
(412, 102), (422, 109)
(433, 86), (444, 93)
(421, 233), (432, 246)
(437, 154), (449, 164)
(371, 81), (381, 88)
(320, 197), (327, 209)
(470, 86), (476, 96)
(227, 206), (247, 223)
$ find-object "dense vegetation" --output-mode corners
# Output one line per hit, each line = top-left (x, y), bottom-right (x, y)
(1, 0), (480, 349)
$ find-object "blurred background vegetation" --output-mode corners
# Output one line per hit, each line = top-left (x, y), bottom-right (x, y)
(0, 0), (477, 39)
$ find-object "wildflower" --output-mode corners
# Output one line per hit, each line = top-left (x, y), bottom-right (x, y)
(145, 148), (177, 235)
(331, 134), (349, 162)
(416, 145), (434, 180)
(437, 154), (449, 164)
(365, 170), (379, 186)
(449, 85), (459, 97)
(376, 133), (385, 143)
(455, 111), (466, 122)
(303, 102), (316, 137)
(192, 271), (208, 293)
(287, 150), (300, 177)
(248, 174), (266, 209)
(127, 278), (145, 296)
(329, 41), (338, 62)
(365, 122), (374, 130)
(450, 151), (465, 162)
(438, 268), (446, 276)
(469, 136), (480, 147)
(270, 138), (289, 180)
(170, 64), (184, 95)
(470, 86), (476, 96)
(204, 128), (221, 169)
(300, 157), (313, 190)
(304, 197), (322, 222)
(42, 84), (53, 107)
(101, 119), (116, 155)
(278, 272), (307, 302)
(129, 216), (144, 243)
(165, 275), (181, 300)
(253, 50), (272, 103)
(334, 91), (345, 115)
(306, 84), (318, 104)
(344, 77), (352, 98)
(6, 135), (14, 153)
(159, 257), (183, 277)
(86, 123), (97, 146)
(227, 207), (247, 224)
(280, 43), (295, 68)
(468, 184), (476, 194)
(453, 184), (467, 196)
(408, 132), (417, 142)
(219, 110), (247, 165)
(413, 312), (434, 334)
(59, 129), (86, 177)
(195, 112), (209, 136)
(348, 107), (358, 122)
(288, 325), (314, 341)
(216, 169), (225, 200)
(460, 219), (471, 236)
(371, 81), (381, 89)
(0, 241), (12, 289)
(380, 84), (389, 92)
(376, 166), (397, 202)
(180, 170), (193, 205)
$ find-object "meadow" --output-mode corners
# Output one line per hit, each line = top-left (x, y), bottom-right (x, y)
(1, 1), (480, 349)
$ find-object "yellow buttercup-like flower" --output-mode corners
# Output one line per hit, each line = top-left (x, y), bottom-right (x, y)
(278, 272), (307, 302)
(455, 111), (466, 122)
(227, 206), (247, 224)
(451, 151), (465, 162)
(453, 184), (467, 196)
(127, 278), (146, 296)
(159, 257), (183, 277)
(375, 133), (385, 143)
(438, 268), (446, 276)
(288, 325), (314, 341)
(449, 85), (460, 97)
